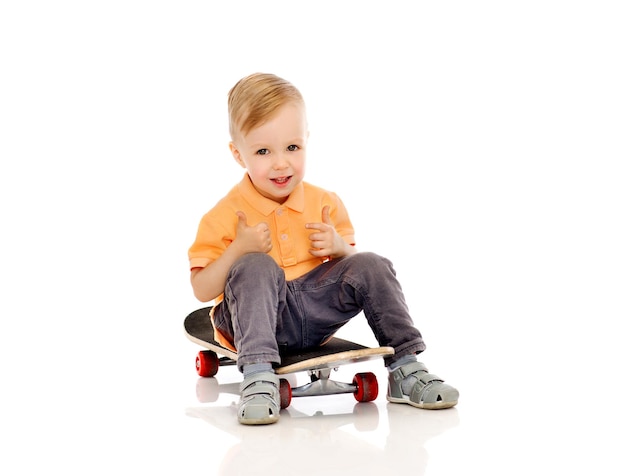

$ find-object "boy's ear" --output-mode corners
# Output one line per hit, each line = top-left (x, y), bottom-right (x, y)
(229, 141), (246, 168)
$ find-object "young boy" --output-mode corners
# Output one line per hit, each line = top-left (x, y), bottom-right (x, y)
(188, 73), (459, 425)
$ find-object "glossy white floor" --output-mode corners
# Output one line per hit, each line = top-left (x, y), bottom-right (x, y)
(3, 296), (625, 475)
(2, 2), (625, 475)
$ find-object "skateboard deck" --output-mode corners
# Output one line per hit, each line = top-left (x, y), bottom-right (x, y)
(184, 306), (394, 407)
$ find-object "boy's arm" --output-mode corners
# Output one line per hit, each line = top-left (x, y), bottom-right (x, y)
(190, 211), (272, 302)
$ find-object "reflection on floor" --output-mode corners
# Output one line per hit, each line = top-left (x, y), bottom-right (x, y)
(186, 364), (460, 475)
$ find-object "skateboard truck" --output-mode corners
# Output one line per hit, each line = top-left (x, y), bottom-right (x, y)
(292, 368), (359, 398)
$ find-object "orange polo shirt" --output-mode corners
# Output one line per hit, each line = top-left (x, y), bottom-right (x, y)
(189, 174), (355, 347)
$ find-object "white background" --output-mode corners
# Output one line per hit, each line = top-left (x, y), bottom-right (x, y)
(1, 1), (625, 474)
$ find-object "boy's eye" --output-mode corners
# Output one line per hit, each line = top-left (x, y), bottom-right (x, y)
(287, 145), (299, 151)
(256, 149), (269, 155)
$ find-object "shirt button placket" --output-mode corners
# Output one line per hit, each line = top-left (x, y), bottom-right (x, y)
(275, 208), (295, 266)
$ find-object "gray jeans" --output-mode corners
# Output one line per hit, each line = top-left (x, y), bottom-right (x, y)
(212, 252), (426, 371)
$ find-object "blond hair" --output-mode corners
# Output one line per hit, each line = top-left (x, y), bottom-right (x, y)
(228, 73), (305, 139)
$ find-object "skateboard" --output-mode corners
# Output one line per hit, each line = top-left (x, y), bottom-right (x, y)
(184, 306), (395, 409)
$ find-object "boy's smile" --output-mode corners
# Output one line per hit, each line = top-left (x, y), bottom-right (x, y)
(271, 175), (293, 189)
(272, 176), (290, 185)
(230, 102), (308, 204)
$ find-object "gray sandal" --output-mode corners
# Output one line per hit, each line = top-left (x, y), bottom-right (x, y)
(238, 371), (281, 425)
(387, 361), (459, 409)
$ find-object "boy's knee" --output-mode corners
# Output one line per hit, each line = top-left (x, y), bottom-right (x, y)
(231, 253), (281, 277)
(352, 251), (392, 270)
(345, 252), (396, 280)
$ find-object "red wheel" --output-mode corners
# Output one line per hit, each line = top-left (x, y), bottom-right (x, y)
(279, 378), (292, 409)
(353, 372), (379, 402)
(196, 350), (219, 377)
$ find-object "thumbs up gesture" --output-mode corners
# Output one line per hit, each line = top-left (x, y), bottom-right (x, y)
(234, 211), (273, 254)
(306, 206), (349, 258)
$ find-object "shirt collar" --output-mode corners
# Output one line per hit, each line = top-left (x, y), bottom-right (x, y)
(238, 173), (305, 216)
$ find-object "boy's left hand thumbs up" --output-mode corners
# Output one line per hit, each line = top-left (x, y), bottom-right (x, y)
(306, 205), (339, 258)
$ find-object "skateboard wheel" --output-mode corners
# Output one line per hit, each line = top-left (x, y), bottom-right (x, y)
(279, 378), (292, 409)
(196, 350), (219, 377)
(353, 372), (378, 402)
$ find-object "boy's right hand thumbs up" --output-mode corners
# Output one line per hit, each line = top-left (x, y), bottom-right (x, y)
(235, 211), (273, 254)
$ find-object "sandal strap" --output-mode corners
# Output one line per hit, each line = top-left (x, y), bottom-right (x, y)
(240, 371), (279, 397)
(391, 361), (443, 384)
(390, 361), (428, 381)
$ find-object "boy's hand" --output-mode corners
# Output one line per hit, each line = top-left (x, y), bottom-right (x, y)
(306, 206), (350, 259)
(234, 211), (273, 254)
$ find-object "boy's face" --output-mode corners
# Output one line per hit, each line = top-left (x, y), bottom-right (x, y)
(230, 102), (308, 204)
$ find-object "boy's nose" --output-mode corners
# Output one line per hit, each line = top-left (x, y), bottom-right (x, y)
(272, 153), (289, 169)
